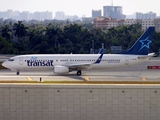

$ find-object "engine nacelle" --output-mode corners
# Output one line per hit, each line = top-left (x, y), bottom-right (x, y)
(54, 65), (69, 74)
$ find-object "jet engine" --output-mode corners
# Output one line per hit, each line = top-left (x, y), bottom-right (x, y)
(54, 65), (69, 74)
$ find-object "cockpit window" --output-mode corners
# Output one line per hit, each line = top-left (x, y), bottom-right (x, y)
(8, 59), (14, 61)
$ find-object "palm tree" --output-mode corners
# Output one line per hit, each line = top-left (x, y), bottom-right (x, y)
(13, 21), (28, 38)
(45, 24), (62, 48)
(1, 25), (12, 40)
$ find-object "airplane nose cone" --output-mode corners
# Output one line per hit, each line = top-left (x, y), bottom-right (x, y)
(2, 62), (8, 68)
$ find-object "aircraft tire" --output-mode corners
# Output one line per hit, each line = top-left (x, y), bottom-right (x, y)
(77, 70), (81, 76)
(16, 71), (20, 75)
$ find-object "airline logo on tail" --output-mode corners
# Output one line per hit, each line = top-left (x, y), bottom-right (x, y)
(119, 26), (155, 55)
(138, 36), (152, 52)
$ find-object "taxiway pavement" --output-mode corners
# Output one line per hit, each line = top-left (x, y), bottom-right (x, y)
(0, 58), (160, 81)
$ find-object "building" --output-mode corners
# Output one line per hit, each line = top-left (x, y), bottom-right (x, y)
(20, 11), (30, 20)
(141, 19), (154, 30)
(94, 17), (160, 32)
(54, 11), (65, 20)
(124, 19), (137, 25)
(12, 11), (20, 20)
(92, 10), (101, 18)
(7, 9), (13, 19)
(65, 15), (79, 21)
(33, 12), (42, 21)
(0, 10), (52, 21)
(103, 6), (125, 19)
(43, 11), (52, 20)
(94, 16), (125, 29)
(94, 16), (111, 28)
(136, 12), (156, 20)
(0, 11), (7, 19)
(82, 17), (94, 23)
(154, 18), (160, 32)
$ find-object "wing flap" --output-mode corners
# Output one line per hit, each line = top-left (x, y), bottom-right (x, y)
(66, 52), (103, 69)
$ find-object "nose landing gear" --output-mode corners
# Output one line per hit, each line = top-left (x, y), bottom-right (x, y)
(16, 71), (20, 75)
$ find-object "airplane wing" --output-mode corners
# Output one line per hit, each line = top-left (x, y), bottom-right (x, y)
(66, 53), (103, 69)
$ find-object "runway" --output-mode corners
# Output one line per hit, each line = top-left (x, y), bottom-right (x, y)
(0, 58), (160, 82)
(0, 69), (160, 81)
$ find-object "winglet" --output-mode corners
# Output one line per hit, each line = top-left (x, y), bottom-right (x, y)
(94, 53), (103, 64)
(98, 48), (104, 54)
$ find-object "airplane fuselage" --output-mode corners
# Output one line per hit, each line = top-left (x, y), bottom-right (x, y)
(3, 54), (150, 72)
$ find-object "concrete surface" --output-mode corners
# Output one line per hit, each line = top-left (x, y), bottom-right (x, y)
(0, 84), (160, 120)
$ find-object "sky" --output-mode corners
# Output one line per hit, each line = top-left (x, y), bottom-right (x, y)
(0, 0), (159, 17)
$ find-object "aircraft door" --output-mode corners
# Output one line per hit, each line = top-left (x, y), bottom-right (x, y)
(125, 56), (129, 65)
(19, 57), (23, 65)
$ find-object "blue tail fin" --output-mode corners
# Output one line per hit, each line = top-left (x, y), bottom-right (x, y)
(119, 26), (155, 55)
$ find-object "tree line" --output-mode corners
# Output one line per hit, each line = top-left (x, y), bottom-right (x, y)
(0, 21), (160, 55)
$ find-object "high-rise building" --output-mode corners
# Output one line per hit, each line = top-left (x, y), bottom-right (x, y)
(136, 12), (156, 20)
(0, 11), (7, 19)
(103, 6), (125, 19)
(43, 11), (52, 20)
(7, 9), (13, 19)
(12, 11), (20, 20)
(92, 10), (101, 18)
(0, 10), (52, 21)
(55, 11), (65, 20)
(33, 12), (45, 21)
(20, 11), (30, 20)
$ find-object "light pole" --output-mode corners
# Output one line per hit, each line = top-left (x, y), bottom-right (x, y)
(102, 43), (104, 49)
(92, 40), (94, 54)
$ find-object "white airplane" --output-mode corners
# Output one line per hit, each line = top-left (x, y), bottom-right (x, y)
(2, 26), (155, 76)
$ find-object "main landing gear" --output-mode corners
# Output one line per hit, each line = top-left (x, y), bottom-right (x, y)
(76, 70), (81, 76)
(16, 71), (20, 75)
